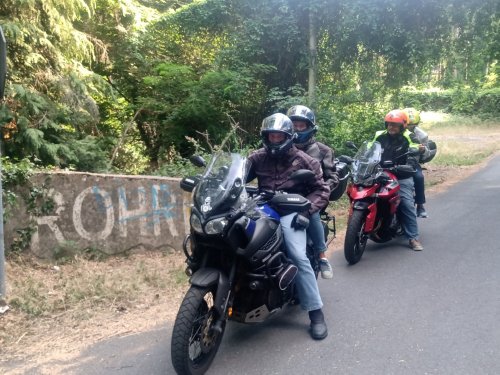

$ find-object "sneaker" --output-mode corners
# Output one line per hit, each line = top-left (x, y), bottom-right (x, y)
(319, 258), (333, 279)
(409, 239), (424, 251)
(416, 205), (428, 218)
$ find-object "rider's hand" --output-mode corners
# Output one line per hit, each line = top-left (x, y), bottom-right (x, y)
(291, 213), (310, 231)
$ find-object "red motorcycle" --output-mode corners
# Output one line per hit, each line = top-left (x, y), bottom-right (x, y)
(339, 141), (416, 265)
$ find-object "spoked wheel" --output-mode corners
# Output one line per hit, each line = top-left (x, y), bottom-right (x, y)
(171, 286), (226, 375)
(344, 210), (368, 265)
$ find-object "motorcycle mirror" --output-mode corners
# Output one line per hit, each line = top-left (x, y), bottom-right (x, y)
(189, 155), (206, 168)
(345, 141), (358, 150)
(289, 169), (315, 183)
(180, 175), (200, 192)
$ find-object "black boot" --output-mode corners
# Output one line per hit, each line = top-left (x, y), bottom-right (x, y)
(309, 309), (328, 340)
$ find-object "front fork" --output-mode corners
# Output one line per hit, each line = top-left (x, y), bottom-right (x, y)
(188, 258), (237, 335)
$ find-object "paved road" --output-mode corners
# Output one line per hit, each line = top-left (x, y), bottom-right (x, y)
(11, 155), (500, 374)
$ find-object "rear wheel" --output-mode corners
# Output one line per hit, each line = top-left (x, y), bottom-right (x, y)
(344, 210), (368, 265)
(171, 286), (226, 375)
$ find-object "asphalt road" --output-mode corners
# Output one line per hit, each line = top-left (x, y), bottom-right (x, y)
(15, 155), (500, 374)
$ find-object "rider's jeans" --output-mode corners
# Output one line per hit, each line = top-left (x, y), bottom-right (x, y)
(307, 211), (327, 254)
(397, 177), (419, 240)
(413, 164), (426, 205)
(281, 213), (323, 312)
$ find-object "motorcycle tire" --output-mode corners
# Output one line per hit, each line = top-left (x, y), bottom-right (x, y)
(171, 285), (226, 375)
(344, 210), (368, 265)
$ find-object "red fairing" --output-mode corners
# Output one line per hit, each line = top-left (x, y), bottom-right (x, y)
(346, 182), (379, 200)
(364, 202), (378, 232)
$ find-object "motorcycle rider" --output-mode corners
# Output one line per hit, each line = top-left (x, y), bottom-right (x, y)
(371, 109), (425, 251)
(403, 107), (429, 218)
(247, 113), (330, 340)
(287, 105), (339, 279)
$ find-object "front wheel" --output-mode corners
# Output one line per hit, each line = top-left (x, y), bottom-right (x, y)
(344, 210), (368, 265)
(171, 286), (226, 375)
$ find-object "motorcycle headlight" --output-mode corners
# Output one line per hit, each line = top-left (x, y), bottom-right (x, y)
(204, 217), (228, 235)
(190, 213), (203, 233)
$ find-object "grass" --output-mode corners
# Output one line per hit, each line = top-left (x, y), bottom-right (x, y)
(1, 251), (188, 350)
(420, 112), (500, 167)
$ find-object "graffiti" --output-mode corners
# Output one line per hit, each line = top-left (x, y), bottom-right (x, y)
(30, 180), (185, 252)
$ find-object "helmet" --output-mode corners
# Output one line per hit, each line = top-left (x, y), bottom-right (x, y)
(286, 105), (317, 144)
(384, 109), (408, 132)
(403, 107), (421, 126)
(261, 113), (296, 157)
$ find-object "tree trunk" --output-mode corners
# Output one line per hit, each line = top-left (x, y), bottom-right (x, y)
(308, 5), (317, 106)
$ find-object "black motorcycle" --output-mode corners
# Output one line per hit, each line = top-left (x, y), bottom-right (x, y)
(170, 151), (334, 375)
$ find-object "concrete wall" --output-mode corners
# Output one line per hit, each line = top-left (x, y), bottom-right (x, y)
(5, 172), (190, 258)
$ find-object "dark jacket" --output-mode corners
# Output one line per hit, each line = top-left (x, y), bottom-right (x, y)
(247, 146), (330, 214)
(296, 139), (339, 194)
(373, 129), (420, 174)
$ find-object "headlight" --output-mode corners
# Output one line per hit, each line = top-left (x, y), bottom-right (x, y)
(204, 217), (228, 235)
(190, 213), (203, 233)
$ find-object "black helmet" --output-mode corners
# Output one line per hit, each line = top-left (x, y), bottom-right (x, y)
(287, 105), (317, 144)
(261, 113), (296, 157)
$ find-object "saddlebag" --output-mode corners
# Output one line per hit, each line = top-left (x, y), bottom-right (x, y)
(329, 161), (349, 201)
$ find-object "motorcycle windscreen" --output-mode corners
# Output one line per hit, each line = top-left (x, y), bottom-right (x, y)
(194, 152), (248, 217)
(352, 141), (382, 184)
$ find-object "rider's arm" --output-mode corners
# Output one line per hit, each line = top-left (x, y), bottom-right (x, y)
(319, 143), (340, 192)
(303, 156), (330, 215)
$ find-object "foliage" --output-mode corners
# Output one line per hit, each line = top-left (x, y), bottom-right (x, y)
(391, 87), (500, 117)
(0, 0), (498, 175)
(2, 157), (35, 215)
(2, 157), (58, 254)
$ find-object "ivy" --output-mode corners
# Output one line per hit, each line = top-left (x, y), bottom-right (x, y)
(2, 157), (55, 255)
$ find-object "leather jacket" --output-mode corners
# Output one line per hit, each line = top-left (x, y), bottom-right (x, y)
(247, 145), (330, 214)
(295, 138), (339, 194)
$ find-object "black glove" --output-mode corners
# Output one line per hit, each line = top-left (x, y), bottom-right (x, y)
(291, 213), (310, 231)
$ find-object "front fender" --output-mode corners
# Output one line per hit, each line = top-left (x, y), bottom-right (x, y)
(351, 201), (377, 232)
(190, 268), (230, 317)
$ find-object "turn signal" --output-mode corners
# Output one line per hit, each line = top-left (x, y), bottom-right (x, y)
(228, 307), (233, 317)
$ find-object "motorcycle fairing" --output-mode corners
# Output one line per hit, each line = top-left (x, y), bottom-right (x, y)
(235, 218), (282, 266)
(364, 202), (378, 232)
(347, 183), (379, 200)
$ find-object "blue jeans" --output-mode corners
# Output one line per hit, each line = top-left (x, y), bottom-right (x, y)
(280, 213), (323, 312)
(413, 164), (426, 205)
(307, 211), (327, 254)
(397, 177), (419, 241)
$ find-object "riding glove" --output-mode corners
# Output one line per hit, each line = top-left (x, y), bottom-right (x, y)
(291, 213), (310, 231)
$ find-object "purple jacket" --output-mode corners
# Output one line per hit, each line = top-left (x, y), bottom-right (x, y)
(247, 146), (330, 214)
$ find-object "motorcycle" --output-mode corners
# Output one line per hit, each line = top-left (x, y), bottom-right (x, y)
(339, 141), (416, 265)
(171, 151), (334, 375)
